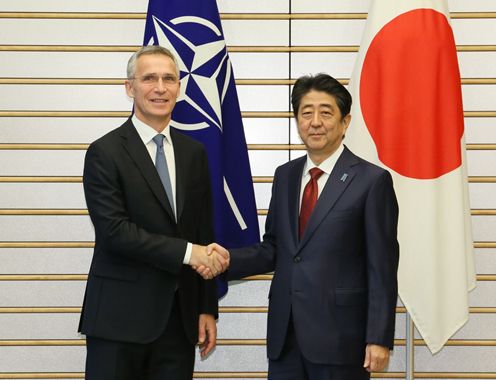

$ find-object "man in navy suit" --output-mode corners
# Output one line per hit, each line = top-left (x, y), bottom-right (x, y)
(80, 46), (229, 380)
(211, 74), (399, 379)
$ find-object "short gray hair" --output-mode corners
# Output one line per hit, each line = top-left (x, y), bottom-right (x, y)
(127, 45), (180, 79)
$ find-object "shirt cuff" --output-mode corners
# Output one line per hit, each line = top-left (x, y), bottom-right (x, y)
(183, 242), (192, 264)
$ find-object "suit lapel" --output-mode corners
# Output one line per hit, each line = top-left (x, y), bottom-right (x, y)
(298, 146), (358, 251)
(120, 119), (175, 221)
(288, 156), (306, 249)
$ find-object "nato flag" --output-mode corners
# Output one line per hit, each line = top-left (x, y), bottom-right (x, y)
(143, 0), (260, 297)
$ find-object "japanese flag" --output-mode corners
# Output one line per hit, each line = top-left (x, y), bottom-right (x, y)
(347, 0), (476, 353)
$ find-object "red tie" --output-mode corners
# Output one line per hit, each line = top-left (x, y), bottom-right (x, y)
(299, 167), (324, 239)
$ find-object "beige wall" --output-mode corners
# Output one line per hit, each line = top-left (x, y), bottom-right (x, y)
(0, 0), (495, 378)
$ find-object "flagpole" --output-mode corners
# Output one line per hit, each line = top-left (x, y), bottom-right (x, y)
(405, 311), (415, 379)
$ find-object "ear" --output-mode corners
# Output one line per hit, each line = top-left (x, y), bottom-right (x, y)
(176, 80), (181, 98)
(341, 113), (351, 139)
(125, 80), (134, 98)
(342, 113), (351, 130)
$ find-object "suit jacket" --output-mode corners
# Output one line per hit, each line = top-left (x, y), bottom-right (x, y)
(228, 146), (399, 365)
(79, 118), (217, 345)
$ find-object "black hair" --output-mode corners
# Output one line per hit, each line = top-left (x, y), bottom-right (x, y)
(291, 73), (352, 119)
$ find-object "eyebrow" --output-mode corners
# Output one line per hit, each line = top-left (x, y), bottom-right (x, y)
(301, 103), (334, 109)
(141, 71), (176, 77)
(319, 104), (334, 109)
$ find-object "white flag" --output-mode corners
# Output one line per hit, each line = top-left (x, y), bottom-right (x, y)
(347, 0), (476, 353)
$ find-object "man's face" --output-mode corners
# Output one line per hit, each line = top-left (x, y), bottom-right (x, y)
(125, 54), (180, 128)
(296, 90), (351, 161)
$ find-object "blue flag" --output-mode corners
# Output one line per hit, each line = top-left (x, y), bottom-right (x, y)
(143, 0), (260, 297)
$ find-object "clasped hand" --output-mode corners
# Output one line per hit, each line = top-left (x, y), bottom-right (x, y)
(190, 243), (230, 280)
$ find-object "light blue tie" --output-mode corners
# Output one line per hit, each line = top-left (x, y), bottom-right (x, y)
(153, 134), (175, 216)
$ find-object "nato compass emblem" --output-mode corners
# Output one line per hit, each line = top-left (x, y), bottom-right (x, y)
(146, 15), (233, 132)
(146, 15), (250, 232)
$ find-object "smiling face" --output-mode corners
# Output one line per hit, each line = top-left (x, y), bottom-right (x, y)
(296, 90), (351, 165)
(125, 53), (180, 132)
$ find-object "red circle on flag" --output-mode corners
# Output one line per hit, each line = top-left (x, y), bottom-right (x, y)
(360, 9), (464, 179)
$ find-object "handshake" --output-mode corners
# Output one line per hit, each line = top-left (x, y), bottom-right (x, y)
(189, 243), (230, 280)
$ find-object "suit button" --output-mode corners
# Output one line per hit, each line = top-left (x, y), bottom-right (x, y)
(293, 256), (301, 263)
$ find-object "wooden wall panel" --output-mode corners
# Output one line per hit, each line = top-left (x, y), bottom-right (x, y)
(0, 0), (495, 378)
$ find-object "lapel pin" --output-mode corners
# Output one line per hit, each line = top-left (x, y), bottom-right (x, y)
(340, 173), (348, 182)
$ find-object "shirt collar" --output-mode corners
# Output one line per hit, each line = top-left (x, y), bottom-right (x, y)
(304, 143), (344, 176)
(132, 114), (172, 146)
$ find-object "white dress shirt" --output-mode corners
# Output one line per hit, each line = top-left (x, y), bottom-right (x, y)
(132, 115), (192, 264)
(299, 143), (345, 212)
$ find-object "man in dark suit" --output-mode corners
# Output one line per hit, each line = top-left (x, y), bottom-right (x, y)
(215, 74), (399, 379)
(79, 45), (229, 380)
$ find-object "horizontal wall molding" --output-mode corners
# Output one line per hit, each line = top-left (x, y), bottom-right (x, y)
(1, 372), (496, 379)
(471, 210), (496, 216)
(0, 111), (132, 117)
(1, 143), (496, 151)
(2, 176), (496, 184)
(253, 176), (275, 184)
(1, 339), (496, 348)
(0, 12), (495, 20)
(218, 307), (269, 313)
(0, 274), (273, 281)
(1, 307), (495, 314)
(470, 177), (496, 183)
(0, 372), (359, 380)
(406, 373), (496, 380)
(0, 177), (84, 183)
(468, 145), (496, 150)
(0, 241), (495, 249)
(0, 111), (494, 118)
(0, 274), (494, 281)
(0, 339), (271, 347)
(0, 242), (95, 248)
(1, 78), (496, 85)
(1, 208), (496, 217)
(0, 210), (89, 215)
(0, 375), (86, 380)
(0, 78), (305, 86)
(0, 143), (92, 150)
(1, 45), (496, 53)
(0, 307), (270, 314)
(0, 111), (294, 118)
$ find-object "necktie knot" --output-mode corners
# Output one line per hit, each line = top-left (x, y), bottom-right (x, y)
(153, 134), (165, 149)
(309, 167), (324, 181)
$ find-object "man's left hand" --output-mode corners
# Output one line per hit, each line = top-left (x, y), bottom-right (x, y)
(363, 344), (390, 372)
(198, 314), (217, 358)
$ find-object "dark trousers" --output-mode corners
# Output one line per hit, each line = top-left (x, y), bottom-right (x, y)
(268, 317), (370, 380)
(85, 297), (195, 380)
